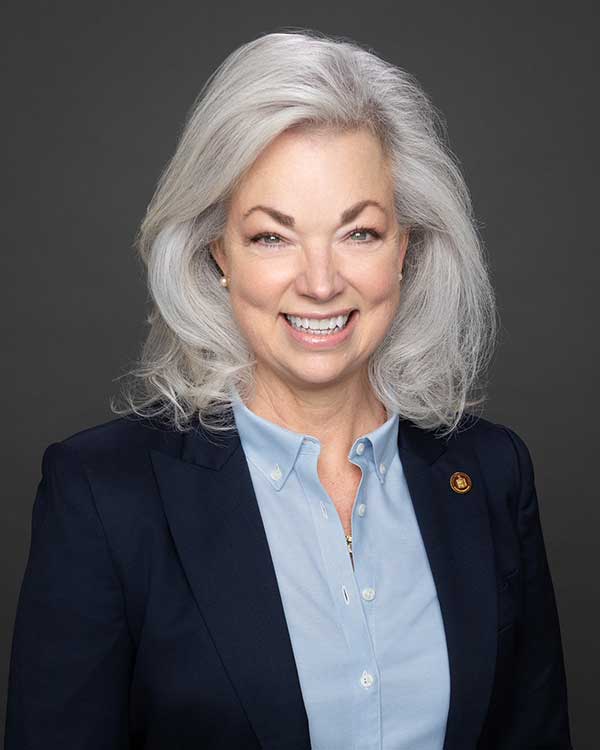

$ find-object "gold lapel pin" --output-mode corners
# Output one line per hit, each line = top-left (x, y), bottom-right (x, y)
(450, 471), (472, 494)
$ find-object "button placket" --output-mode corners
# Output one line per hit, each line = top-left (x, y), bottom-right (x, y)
(316, 443), (386, 747)
(301, 443), (383, 750)
(302, 453), (361, 623)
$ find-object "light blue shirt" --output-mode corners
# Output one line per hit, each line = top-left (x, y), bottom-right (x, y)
(231, 392), (450, 750)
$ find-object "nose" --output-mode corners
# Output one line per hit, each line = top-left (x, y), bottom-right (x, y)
(295, 246), (345, 301)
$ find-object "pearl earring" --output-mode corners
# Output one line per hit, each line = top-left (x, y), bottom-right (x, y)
(398, 272), (403, 281)
(220, 276), (228, 288)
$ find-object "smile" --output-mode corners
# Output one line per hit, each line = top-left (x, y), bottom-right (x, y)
(281, 310), (358, 348)
(284, 312), (351, 335)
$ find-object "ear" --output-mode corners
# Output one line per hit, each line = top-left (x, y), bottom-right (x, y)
(398, 227), (410, 274)
(209, 238), (228, 276)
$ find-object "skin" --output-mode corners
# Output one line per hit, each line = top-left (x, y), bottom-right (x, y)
(210, 126), (409, 527)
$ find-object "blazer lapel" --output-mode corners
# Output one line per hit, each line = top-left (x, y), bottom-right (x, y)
(398, 419), (498, 750)
(151, 415), (497, 750)
(150, 426), (311, 750)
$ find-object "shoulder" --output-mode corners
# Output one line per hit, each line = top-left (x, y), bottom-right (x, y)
(403, 411), (532, 472)
(40, 413), (183, 480)
(33, 416), (188, 551)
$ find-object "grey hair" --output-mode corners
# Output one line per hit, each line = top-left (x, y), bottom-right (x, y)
(111, 28), (498, 438)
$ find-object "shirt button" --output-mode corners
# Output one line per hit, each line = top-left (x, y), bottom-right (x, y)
(362, 587), (376, 601)
(356, 442), (365, 455)
(360, 670), (375, 689)
(270, 465), (282, 481)
(379, 462), (386, 475)
(358, 503), (366, 517)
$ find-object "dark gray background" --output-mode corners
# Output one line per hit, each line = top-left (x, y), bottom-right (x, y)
(3, 1), (598, 747)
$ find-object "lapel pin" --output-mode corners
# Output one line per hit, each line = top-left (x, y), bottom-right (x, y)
(450, 471), (472, 494)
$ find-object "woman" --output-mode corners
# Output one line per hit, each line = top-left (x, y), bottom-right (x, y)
(5, 29), (572, 750)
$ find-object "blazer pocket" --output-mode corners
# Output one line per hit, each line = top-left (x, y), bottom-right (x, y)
(497, 568), (521, 632)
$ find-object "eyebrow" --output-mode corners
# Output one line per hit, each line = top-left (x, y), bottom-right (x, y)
(242, 199), (387, 228)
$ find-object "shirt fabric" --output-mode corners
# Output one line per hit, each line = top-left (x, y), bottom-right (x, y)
(230, 391), (450, 750)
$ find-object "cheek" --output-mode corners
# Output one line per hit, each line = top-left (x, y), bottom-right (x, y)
(354, 266), (399, 310)
(228, 276), (285, 345)
(231, 258), (289, 311)
(232, 277), (278, 317)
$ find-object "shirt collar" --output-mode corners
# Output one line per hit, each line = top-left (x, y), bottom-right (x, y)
(230, 388), (399, 491)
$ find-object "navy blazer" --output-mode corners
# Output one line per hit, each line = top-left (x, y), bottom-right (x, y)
(5, 411), (572, 749)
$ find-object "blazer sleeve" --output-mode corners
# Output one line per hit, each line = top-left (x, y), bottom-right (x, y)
(494, 426), (573, 749)
(4, 442), (134, 749)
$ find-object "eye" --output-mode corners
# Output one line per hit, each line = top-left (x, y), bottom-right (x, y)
(347, 226), (381, 243)
(249, 226), (381, 247)
(249, 232), (284, 247)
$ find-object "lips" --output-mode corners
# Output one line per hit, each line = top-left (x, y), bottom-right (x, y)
(280, 309), (358, 348)
(283, 309), (357, 329)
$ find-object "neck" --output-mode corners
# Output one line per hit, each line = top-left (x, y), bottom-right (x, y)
(245, 368), (388, 464)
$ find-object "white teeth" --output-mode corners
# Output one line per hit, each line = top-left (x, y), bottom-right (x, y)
(285, 312), (351, 333)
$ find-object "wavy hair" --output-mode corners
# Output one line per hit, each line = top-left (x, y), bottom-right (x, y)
(111, 28), (498, 437)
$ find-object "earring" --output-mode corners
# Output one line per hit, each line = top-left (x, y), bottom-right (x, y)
(398, 272), (403, 281)
(220, 276), (228, 288)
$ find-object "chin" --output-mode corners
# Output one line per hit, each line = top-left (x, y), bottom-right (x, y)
(276, 361), (361, 389)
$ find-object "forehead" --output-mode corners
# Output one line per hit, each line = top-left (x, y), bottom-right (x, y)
(231, 126), (394, 211)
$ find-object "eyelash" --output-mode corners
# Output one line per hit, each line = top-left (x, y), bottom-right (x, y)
(249, 225), (382, 247)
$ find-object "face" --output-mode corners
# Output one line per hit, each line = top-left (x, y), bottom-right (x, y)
(210, 126), (409, 394)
